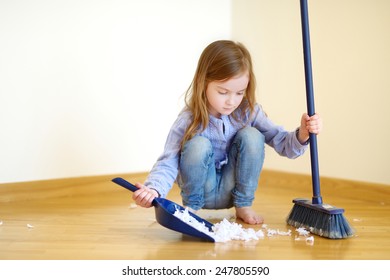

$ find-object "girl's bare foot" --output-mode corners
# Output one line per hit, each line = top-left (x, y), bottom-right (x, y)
(235, 207), (264, 225)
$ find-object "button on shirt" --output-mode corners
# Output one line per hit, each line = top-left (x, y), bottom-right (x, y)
(144, 103), (308, 198)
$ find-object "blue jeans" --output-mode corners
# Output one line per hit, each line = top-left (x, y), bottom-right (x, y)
(178, 127), (265, 210)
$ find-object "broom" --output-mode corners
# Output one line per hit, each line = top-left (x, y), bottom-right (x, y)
(286, 0), (355, 239)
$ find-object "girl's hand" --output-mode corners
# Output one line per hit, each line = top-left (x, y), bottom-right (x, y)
(132, 182), (159, 208)
(298, 113), (323, 144)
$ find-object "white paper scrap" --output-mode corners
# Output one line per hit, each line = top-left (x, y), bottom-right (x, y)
(296, 227), (310, 236)
(129, 203), (137, 209)
(306, 236), (314, 245)
(173, 207), (294, 243)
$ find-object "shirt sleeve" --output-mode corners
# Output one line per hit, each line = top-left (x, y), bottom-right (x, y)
(144, 111), (191, 198)
(251, 105), (308, 159)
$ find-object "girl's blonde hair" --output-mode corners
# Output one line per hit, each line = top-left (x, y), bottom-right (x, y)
(182, 40), (257, 147)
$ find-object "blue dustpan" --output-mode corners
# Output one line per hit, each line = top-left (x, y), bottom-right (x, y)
(112, 177), (215, 242)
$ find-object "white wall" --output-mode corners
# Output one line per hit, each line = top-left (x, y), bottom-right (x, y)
(2, 0), (389, 186)
(0, 0), (231, 183)
(232, 0), (390, 185)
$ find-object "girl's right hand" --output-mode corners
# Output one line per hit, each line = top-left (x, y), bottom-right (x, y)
(132, 183), (159, 208)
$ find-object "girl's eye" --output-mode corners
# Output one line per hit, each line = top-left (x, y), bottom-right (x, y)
(218, 91), (228, 95)
(237, 91), (245, 96)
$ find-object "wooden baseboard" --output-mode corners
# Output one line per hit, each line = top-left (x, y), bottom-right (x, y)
(0, 172), (148, 203)
(1, 169), (388, 203)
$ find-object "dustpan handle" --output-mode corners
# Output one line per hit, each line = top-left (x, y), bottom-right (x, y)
(300, 0), (322, 204)
(112, 177), (138, 192)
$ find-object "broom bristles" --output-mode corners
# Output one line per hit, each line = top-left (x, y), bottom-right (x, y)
(286, 199), (355, 239)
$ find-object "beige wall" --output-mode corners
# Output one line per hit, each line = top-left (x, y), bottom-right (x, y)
(232, 0), (390, 185)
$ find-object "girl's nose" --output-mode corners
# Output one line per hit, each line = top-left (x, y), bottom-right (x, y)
(226, 95), (234, 105)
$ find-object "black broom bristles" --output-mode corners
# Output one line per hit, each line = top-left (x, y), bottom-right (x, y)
(286, 199), (355, 239)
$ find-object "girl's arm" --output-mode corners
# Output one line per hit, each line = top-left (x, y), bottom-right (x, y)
(251, 104), (320, 159)
(141, 110), (192, 200)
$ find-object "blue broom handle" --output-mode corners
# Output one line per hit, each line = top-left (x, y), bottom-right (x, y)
(300, 0), (322, 204)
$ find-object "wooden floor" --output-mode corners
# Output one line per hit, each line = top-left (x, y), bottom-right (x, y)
(0, 170), (389, 260)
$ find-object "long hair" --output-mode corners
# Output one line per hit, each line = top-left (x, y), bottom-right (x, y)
(181, 40), (257, 147)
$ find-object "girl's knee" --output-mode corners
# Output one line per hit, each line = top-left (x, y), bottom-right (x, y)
(181, 136), (213, 164)
(183, 136), (212, 152)
(236, 127), (265, 147)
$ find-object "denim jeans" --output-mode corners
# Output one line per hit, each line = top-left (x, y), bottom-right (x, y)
(178, 127), (265, 210)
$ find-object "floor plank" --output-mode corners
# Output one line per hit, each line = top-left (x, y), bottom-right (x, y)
(0, 170), (389, 260)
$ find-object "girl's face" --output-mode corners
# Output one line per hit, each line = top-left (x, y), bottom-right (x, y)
(205, 72), (249, 118)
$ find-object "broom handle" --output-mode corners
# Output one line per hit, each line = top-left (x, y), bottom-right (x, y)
(300, 0), (322, 204)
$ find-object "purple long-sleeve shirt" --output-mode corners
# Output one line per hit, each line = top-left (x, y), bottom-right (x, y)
(144, 104), (308, 198)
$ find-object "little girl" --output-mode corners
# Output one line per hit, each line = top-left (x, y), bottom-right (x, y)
(132, 40), (322, 225)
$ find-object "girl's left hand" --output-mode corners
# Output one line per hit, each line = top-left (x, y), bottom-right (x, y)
(298, 113), (323, 144)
